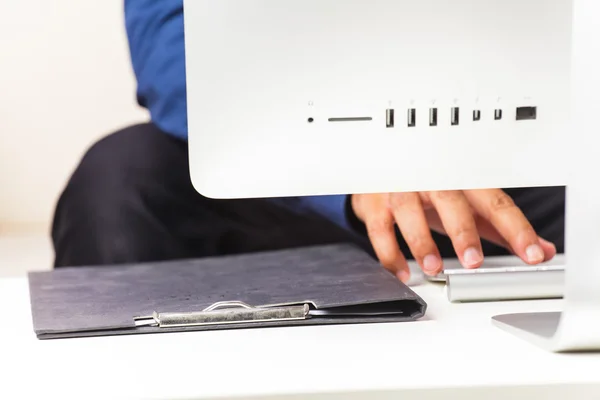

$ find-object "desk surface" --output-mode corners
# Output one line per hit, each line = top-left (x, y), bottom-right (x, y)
(2, 273), (600, 400)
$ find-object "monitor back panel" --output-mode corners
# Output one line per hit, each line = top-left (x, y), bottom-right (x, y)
(184, 0), (572, 198)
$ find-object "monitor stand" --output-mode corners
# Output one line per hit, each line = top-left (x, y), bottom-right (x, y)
(491, 0), (600, 352)
(492, 310), (600, 353)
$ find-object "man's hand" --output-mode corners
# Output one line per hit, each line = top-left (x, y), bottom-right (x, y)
(351, 190), (557, 283)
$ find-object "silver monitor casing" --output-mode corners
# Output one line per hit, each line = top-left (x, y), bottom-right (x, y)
(184, 0), (570, 198)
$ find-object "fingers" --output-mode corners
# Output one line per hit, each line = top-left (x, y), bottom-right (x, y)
(389, 193), (442, 276)
(470, 216), (556, 261)
(363, 209), (411, 282)
(428, 191), (484, 269)
(464, 189), (547, 265)
(429, 208), (557, 262)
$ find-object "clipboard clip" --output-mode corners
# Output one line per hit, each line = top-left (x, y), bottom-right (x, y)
(133, 301), (310, 328)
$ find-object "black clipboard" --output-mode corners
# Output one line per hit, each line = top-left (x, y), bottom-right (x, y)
(28, 243), (427, 339)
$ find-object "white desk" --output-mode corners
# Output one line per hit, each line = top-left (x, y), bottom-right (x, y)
(2, 274), (600, 400)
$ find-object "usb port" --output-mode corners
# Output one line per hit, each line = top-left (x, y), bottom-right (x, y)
(429, 108), (438, 126)
(386, 109), (395, 128)
(516, 106), (537, 121)
(451, 107), (459, 126)
(407, 108), (416, 127)
(473, 110), (481, 121)
(494, 109), (503, 120)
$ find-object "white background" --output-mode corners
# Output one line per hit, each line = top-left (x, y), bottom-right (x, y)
(0, 0), (148, 232)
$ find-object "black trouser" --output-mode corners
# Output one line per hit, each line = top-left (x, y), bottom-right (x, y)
(51, 123), (565, 268)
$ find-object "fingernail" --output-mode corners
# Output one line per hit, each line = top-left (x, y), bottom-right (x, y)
(423, 254), (442, 274)
(463, 247), (483, 268)
(526, 244), (544, 263)
(396, 270), (410, 283)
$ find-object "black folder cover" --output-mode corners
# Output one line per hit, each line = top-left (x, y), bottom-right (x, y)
(28, 243), (427, 339)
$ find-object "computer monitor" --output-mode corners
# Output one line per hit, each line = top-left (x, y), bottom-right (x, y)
(183, 0), (600, 352)
(183, 0), (569, 199)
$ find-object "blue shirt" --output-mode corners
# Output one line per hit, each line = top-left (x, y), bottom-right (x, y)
(124, 0), (360, 235)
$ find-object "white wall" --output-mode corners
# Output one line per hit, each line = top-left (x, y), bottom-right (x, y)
(0, 0), (149, 231)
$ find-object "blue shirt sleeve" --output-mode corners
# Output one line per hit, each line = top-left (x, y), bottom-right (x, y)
(123, 1), (362, 237)
(268, 195), (360, 235)
(124, 0), (188, 140)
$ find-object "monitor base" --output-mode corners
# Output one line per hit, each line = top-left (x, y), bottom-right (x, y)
(493, 311), (600, 353)
(492, 312), (562, 352)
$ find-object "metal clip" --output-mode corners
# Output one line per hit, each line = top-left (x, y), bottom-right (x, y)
(134, 301), (310, 328)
